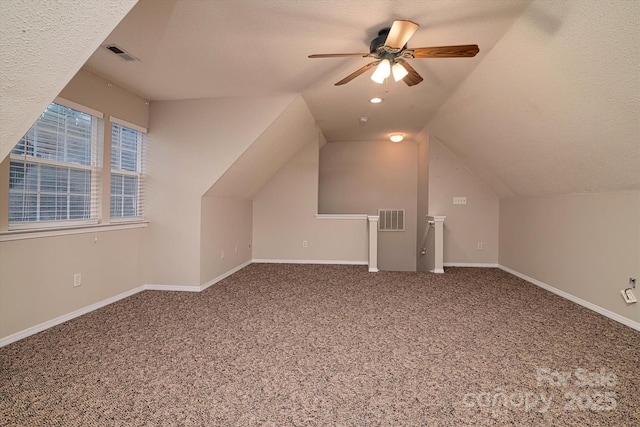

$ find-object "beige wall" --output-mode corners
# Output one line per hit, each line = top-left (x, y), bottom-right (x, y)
(0, 69), (149, 340)
(145, 95), (296, 286)
(0, 228), (145, 338)
(500, 192), (640, 324)
(428, 137), (499, 265)
(200, 196), (252, 284)
(318, 140), (417, 271)
(416, 132), (430, 271)
(253, 139), (368, 263)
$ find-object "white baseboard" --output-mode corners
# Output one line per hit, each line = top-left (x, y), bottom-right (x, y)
(144, 284), (201, 292)
(430, 268), (445, 274)
(0, 261), (254, 348)
(252, 258), (368, 265)
(368, 268), (379, 272)
(499, 265), (640, 332)
(0, 285), (145, 347)
(444, 262), (499, 268)
(200, 260), (252, 291)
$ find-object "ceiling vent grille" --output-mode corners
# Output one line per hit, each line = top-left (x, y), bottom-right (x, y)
(103, 44), (139, 62)
(378, 209), (405, 231)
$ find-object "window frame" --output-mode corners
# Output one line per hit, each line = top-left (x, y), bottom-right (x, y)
(109, 117), (146, 222)
(7, 99), (103, 231)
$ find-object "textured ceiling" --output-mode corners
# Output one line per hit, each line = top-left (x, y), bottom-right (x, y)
(0, 0), (137, 161)
(426, 0), (640, 197)
(4, 0), (636, 198)
(83, 0), (532, 143)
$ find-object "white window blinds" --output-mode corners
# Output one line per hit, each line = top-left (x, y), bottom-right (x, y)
(110, 121), (145, 220)
(9, 102), (102, 228)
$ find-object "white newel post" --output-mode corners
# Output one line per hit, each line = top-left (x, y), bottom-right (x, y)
(367, 215), (379, 272)
(427, 215), (446, 274)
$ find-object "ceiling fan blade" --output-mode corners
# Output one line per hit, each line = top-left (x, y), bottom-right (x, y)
(308, 53), (370, 58)
(396, 59), (423, 86)
(411, 45), (479, 58)
(335, 60), (381, 86)
(384, 20), (419, 49)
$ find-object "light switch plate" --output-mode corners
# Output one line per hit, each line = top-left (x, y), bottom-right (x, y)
(453, 197), (467, 205)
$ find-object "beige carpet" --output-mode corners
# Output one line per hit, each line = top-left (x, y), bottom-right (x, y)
(1, 264), (639, 426)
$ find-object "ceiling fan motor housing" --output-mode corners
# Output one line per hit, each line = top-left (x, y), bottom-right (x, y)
(370, 28), (390, 53)
(370, 27), (408, 57)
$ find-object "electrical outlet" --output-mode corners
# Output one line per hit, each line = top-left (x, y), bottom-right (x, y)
(220, 250), (225, 260)
(453, 197), (467, 205)
(73, 273), (82, 287)
(477, 242), (483, 250)
(621, 289), (637, 304)
(302, 240), (308, 248)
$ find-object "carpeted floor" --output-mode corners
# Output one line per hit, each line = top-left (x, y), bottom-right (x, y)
(1, 264), (639, 426)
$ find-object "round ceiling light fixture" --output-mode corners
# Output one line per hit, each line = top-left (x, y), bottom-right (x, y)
(390, 134), (404, 142)
(369, 97), (383, 104)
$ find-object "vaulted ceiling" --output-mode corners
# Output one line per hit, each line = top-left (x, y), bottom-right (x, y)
(3, 0), (639, 198)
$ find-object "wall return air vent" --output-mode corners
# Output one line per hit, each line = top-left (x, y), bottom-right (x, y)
(378, 209), (405, 231)
(103, 44), (139, 62)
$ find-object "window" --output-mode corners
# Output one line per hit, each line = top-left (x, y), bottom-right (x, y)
(110, 122), (144, 219)
(9, 102), (101, 227)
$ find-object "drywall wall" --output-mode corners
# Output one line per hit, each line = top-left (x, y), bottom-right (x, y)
(0, 68), (149, 341)
(416, 132), (430, 271)
(500, 192), (640, 324)
(0, 0), (138, 161)
(428, 137), (499, 265)
(145, 95), (296, 286)
(200, 196), (252, 284)
(0, 227), (146, 339)
(318, 139), (418, 271)
(253, 139), (368, 263)
(59, 68), (149, 130)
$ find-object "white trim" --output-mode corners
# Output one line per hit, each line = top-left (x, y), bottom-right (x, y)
(430, 268), (445, 274)
(314, 214), (368, 220)
(368, 268), (379, 273)
(0, 221), (148, 242)
(499, 265), (640, 332)
(252, 258), (368, 265)
(110, 115), (148, 134)
(54, 97), (103, 119)
(0, 285), (145, 347)
(200, 260), (252, 291)
(444, 262), (499, 268)
(144, 284), (201, 292)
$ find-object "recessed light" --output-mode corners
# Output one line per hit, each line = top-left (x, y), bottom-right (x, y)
(390, 134), (404, 142)
(369, 97), (383, 104)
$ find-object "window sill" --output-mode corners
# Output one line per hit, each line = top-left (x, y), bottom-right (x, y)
(0, 221), (148, 242)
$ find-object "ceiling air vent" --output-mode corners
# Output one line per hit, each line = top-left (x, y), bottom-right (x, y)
(378, 209), (405, 232)
(104, 44), (139, 62)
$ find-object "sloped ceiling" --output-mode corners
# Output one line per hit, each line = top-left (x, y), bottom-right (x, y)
(205, 96), (319, 200)
(82, 0), (531, 144)
(0, 0), (138, 161)
(3, 0), (638, 199)
(426, 1), (640, 197)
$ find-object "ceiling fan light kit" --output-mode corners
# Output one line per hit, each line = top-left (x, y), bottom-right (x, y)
(391, 62), (409, 82)
(370, 59), (391, 83)
(309, 19), (479, 87)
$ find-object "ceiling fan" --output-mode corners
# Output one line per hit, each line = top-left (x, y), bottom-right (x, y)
(309, 20), (479, 86)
